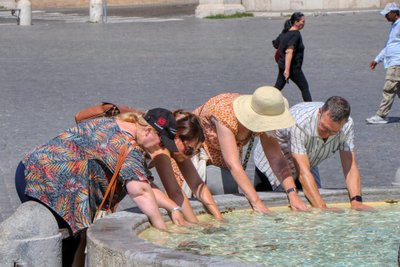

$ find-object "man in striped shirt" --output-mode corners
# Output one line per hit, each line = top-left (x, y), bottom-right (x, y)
(253, 96), (373, 210)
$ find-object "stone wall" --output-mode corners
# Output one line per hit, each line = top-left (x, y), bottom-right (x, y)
(0, 0), (198, 9)
(195, 0), (395, 18)
(1, 0), (395, 10)
(242, 0), (395, 12)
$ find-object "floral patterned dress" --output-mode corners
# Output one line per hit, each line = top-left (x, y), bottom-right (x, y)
(22, 117), (152, 234)
(172, 93), (256, 187)
(193, 93), (254, 167)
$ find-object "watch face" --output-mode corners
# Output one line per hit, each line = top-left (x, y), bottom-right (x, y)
(352, 195), (363, 202)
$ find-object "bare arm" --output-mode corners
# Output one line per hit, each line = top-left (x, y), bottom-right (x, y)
(284, 47), (294, 80)
(125, 180), (167, 230)
(291, 153), (330, 209)
(215, 120), (270, 213)
(176, 159), (223, 220)
(150, 184), (187, 226)
(259, 133), (308, 211)
(152, 152), (199, 223)
(340, 150), (373, 211)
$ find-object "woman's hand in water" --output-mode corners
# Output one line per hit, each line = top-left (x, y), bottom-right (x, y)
(170, 209), (187, 226)
(251, 198), (271, 214)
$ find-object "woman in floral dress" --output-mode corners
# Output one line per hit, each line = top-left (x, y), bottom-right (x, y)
(15, 108), (190, 267)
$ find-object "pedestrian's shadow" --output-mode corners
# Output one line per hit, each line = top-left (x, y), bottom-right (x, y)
(387, 117), (400, 123)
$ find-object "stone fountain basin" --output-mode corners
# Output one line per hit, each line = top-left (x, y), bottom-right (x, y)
(87, 187), (400, 267)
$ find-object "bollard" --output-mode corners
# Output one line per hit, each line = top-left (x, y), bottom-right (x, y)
(0, 201), (62, 267)
(89, 0), (103, 23)
(392, 167), (400, 186)
(17, 0), (31, 26)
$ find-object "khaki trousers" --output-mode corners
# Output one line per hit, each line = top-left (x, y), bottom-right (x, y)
(376, 66), (400, 118)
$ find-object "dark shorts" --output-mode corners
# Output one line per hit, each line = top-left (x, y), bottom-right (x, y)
(15, 161), (70, 230)
(15, 161), (82, 267)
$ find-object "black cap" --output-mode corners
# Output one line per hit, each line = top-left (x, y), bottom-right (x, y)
(143, 108), (179, 152)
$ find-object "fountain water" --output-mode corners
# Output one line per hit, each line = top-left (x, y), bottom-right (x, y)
(87, 187), (400, 267)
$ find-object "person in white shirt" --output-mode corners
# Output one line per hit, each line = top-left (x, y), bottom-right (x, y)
(366, 2), (400, 124)
(254, 96), (373, 211)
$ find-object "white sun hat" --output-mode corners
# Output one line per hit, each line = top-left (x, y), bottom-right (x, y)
(233, 86), (295, 132)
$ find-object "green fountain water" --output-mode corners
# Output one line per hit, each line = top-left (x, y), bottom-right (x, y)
(140, 202), (400, 266)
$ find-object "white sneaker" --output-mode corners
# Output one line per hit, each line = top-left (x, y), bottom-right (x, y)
(366, 115), (388, 124)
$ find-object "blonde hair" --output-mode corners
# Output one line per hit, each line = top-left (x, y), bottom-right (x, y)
(117, 112), (149, 128)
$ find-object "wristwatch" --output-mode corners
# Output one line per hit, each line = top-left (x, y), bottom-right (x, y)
(171, 206), (183, 212)
(350, 195), (363, 202)
(285, 187), (297, 195)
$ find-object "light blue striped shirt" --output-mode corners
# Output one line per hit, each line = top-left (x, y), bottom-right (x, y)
(253, 102), (354, 190)
(375, 18), (400, 68)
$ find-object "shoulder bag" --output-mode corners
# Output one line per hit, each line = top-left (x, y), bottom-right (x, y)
(93, 141), (133, 222)
(75, 102), (139, 124)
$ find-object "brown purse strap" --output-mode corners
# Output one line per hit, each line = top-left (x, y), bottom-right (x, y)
(98, 141), (133, 211)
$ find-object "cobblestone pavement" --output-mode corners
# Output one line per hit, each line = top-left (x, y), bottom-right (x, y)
(1, 6), (400, 221)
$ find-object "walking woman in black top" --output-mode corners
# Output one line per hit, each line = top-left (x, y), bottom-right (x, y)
(273, 12), (312, 102)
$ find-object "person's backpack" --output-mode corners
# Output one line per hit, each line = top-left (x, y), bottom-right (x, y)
(74, 102), (139, 123)
(274, 49), (280, 63)
(272, 34), (281, 63)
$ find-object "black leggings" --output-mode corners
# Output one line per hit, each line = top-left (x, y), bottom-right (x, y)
(275, 67), (312, 102)
(15, 161), (82, 267)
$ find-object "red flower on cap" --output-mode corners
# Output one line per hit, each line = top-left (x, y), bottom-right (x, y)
(157, 117), (167, 127)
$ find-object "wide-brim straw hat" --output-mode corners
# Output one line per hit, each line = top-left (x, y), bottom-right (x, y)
(233, 86), (295, 132)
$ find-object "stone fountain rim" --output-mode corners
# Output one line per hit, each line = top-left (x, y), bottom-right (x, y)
(86, 187), (400, 267)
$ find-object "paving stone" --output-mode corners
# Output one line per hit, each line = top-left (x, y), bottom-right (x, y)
(1, 7), (399, 223)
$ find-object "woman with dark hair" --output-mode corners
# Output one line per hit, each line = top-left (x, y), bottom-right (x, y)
(153, 109), (223, 224)
(273, 12), (312, 102)
(173, 109), (205, 161)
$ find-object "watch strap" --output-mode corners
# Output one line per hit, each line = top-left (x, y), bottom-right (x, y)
(350, 195), (363, 202)
(285, 187), (297, 195)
